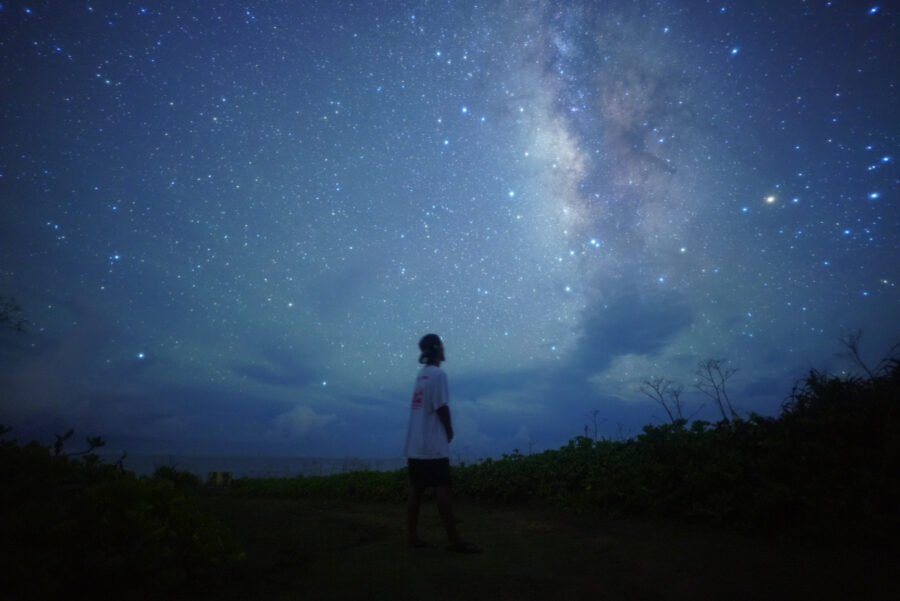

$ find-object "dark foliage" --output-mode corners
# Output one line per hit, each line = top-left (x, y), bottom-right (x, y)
(449, 359), (900, 539)
(232, 468), (410, 503)
(0, 431), (241, 601)
(153, 464), (203, 489)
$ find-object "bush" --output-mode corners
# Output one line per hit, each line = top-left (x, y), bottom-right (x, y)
(0, 434), (242, 600)
(451, 362), (899, 539)
(153, 464), (202, 489)
(231, 468), (408, 503)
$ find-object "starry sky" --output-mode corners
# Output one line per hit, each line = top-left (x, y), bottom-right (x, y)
(1, 1), (897, 461)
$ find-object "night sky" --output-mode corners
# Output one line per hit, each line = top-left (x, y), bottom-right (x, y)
(1, 1), (897, 462)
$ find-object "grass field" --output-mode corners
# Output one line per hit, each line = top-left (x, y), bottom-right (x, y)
(200, 493), (899, 601)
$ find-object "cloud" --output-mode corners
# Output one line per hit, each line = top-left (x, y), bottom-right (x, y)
(266, 405), (337, 441)
(233, 361), (310, 388)
(231, 339), (328, 388)
(573, 288), (694, 375)
(0, 306), (118, 421)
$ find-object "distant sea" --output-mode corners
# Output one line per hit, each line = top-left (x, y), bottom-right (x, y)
(108, 453), (408, 480)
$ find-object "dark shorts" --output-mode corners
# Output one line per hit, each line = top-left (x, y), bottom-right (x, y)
(407, 457), (451, 488)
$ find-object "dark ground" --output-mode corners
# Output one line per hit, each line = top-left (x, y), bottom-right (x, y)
(200, 494), (899, 601)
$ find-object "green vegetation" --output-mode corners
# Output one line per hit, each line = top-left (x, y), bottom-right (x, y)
(457, 356), (898, 538)
(0, 431), (241, 600)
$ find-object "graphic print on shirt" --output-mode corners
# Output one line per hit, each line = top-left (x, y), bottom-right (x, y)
(411, 376), (427, 410)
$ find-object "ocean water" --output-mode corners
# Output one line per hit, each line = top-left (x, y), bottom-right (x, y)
(110, 453), (407, 480)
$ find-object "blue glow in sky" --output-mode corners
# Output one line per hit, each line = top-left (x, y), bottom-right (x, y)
(1, 1), (897, 460)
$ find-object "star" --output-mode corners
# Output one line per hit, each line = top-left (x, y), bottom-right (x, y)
(0, 0), (896, 464)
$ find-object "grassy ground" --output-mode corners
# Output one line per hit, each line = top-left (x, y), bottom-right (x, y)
(200, 493), (899, 601)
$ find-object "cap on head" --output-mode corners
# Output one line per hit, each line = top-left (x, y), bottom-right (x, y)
(418, 333), (443, 364)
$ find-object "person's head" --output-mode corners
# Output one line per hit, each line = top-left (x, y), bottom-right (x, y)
(418, 333), (445, 366)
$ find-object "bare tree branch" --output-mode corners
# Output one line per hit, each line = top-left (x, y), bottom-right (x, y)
(839, 329), (875, 380)
(669, 385), (685, 419)
(640, 377), (681, 423)
(53, 429), (106, 457)
(695, 359), (739, 422)
(685, 403), (707, 421)
(584, 409), (604, 440)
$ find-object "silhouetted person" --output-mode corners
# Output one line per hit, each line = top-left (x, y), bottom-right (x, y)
(404, 333), (481, 553)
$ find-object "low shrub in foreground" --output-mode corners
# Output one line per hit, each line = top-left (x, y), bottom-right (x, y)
(0, 436), (241, 600)
(232, 466), (409, 503)
(454, 362), (900, 539)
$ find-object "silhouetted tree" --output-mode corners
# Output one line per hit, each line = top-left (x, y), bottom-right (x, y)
(640, 376), (704, 424)
(584, 409), (605, 440)
(839, 328), (876, 379)
(53, 429), (106, 457)
(640, 376), (681, 423)
(695, 358), (738, 422)
(838, 329), (900, 380)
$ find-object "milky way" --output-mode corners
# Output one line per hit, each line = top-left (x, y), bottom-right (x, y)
(1, 1), (897, 460)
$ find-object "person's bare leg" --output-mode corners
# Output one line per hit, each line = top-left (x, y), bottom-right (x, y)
(434, 485), (461, 545)
(407, 485), (426, 546)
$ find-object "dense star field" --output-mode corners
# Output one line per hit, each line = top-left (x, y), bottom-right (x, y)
(0, 1), (897, 460)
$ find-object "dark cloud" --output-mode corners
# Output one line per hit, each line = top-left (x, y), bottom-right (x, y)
(4, 380), (310, 455)
(573, 289), (694, 374)
(453, 364), (558, 405)
(232, 346), (314, 388)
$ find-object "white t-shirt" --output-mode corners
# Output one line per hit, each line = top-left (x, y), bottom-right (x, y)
(403, 364), (450, 459)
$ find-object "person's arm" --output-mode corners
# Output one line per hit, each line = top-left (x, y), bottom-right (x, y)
(436, 405), (454, 443)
